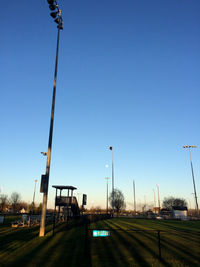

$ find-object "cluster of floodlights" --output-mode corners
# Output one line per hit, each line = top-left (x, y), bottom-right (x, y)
(47, 0), (63, 30)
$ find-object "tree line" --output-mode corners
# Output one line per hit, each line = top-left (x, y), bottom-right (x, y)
(1, 189), (189, 214)
(0, 192), (42, 213)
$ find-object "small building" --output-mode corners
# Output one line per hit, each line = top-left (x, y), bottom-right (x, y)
(160, 209), (172, 219)
(147, 210), (156, 219)
(20, 208), (27, 214)
(172, 206), (188, 220)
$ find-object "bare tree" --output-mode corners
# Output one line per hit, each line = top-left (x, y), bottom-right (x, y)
(0, 194), (8, 212)
(109, 189), (126, 214)
(162, 196), (187, 210)
(10, 192), (21, 212)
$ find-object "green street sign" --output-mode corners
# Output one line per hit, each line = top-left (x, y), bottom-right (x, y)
(93, 230), (110, 237)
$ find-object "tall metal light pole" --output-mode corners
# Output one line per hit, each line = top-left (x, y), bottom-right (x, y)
(109, 146), (114, 214)
(32, 179), (38, 213)
(133, 180), (136, 213)
(153, 189), (156, 209)
(183, 145), (199, 216)
(39, 0), (63, 237)
(105, 177), (110, 214)
(156, 184), (160, 213)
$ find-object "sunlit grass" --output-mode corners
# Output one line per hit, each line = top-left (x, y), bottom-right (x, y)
(0, 217), (199, 266)
(89, 218), (200, 266)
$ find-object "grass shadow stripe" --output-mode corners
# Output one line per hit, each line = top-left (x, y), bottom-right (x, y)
(104, 220), (173, 267)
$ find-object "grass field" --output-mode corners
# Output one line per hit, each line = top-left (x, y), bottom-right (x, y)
(0, 217), (199, 266)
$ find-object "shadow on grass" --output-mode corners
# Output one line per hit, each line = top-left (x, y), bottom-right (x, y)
(0, 223), (55, 254)
(0, 226), (39, 253)
(0, 222), (84, 266)
(105, 220), (172, 267)
(160, 232), (200, 265)
(3, 224), (90, 267)
(151, 220), (200, 232)
(90, 229), (131, 267)
(105, 219), (200, 266)
(117, 218), (200, 254)
(104, 220), (152, 266)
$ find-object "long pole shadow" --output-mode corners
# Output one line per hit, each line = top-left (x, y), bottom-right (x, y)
(105, 220), (172, 267)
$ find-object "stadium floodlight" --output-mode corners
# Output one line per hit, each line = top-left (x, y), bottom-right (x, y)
(50, 11), (58, 18)
(41, 152), (47, 156)
(49, 4), (56, 11)
(47, 0), (55, 5)
(58, 23), (63, 30)
(54, 17), (60, 24)
(183, 145), (197, 148)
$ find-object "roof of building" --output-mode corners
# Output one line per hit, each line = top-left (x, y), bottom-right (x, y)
(172, 206), (188, 211)
(52, 185), (77, 190)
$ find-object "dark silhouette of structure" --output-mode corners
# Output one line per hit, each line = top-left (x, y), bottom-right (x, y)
(52, 185), (80, 221)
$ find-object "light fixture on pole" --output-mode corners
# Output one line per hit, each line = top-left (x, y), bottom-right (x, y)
(47, 0), (55, 4)
(50, 12), (58, 19)
(39, 0), (63, 237)
(183, 145), (199, 216)
(109, 146), (114, 214)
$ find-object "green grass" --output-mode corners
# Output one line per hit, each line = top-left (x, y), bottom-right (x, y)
(89, 218), (200, 267)
(1, 215), (21, 226)
(0, 217), (200, 267)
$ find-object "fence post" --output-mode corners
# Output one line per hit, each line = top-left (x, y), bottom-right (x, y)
(157, 230), (162, 260)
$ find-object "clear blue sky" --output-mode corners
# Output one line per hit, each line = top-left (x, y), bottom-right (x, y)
(1, 0), (200, 209)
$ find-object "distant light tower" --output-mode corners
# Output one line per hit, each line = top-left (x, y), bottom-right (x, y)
(144, 195), (146, 212)
(156, 184), (160, 213)
(109, 146), (114, 214)
(183, 145), (199, 216)
(153, 189), (156, 208)
(105, 177), (110, 213)
(188, 198), (191, 210)
(32, 179), (38, 213)
(133, 180), (136, 213)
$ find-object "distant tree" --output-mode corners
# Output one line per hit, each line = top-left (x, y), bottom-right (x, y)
(10, 192), (21, 212)
(0, 194), (8, 212)
(109, 189), (126, 214)
(162, 197), (187, 210)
